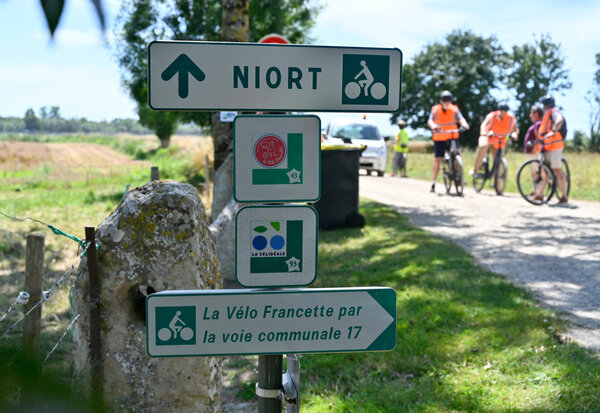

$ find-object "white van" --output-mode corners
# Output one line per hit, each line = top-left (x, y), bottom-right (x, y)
(323, 118), (387, 176)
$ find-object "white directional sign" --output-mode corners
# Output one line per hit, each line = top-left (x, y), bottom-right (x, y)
(235, 205), (318, 288)
(148, 41), (402, 112)
(147, 288), (396, 356)
(234, 115), (320, 203)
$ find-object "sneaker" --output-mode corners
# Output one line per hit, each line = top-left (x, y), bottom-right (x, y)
(430, 184), (435, 193)
(558, 196), (568, 204)
(533, 194), (543, 201)
(468, 168), (474, 176)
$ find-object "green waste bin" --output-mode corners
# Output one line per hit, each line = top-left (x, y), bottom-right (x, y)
(311, 144), (366, 230)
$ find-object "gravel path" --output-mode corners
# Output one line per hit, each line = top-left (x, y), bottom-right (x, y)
(359, 174), (600, 351)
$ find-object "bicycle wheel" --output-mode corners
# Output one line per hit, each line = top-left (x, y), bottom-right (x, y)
(516, 159), (555, 205)
(494, 157), (508, 195)
(454, 155), (464, 196)
(555, 157), (571, 200)
(472, 160), (487, 193)
(442, 158), (452, 193)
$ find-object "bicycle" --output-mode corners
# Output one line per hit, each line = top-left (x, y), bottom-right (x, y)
(516, 140), (570, 205)
(472, 133), (509, 195)
(440, 127), (466, 196)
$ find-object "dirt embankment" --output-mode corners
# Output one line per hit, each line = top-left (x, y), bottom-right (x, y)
(0, 141), (144, 171)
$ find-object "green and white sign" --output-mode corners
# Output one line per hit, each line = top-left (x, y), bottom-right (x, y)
(235, 205), (318, 288)
(148, 41), (402, 112)
(146, 288), (396, 357)
(234, 115), (320, 202)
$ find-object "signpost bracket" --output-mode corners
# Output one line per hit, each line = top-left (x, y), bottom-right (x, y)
(254, 353), (300, 412)
(255, 383), (282, 400)
(283, 354), (300, 413)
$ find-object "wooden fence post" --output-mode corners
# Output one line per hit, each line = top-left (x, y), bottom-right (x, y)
(23, 233), (45, 363)
(85, 226), (103, 407)
(151, 166), (160, 181)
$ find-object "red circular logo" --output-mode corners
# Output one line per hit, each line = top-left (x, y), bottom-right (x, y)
(254, 135), (287, 168)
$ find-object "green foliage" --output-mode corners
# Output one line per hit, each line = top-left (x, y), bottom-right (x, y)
(302, 200), (600, 412)
(394, 30), (505, 148)
(249, 0), (322, 44)
(385, 147), (600, 201)
(113, 0), (321, 145)
(24, 108), (40, 131)
(0, 114), (205, 135)
(506, 34), (572, 147)
(570, 130), (589, 151)
(586, 52), (600, 152)
(394, 31), (571, 150)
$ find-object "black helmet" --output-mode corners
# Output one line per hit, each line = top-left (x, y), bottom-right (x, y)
(540, 95), (555, 107)
(498, 103), (509, 111)
(439, 90), (453, 102)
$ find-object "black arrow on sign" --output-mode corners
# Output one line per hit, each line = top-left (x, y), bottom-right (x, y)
(161, 54), (206, 99)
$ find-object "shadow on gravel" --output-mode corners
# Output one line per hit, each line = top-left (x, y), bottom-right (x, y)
(371, 202), (600, 333)
(308, 200), (600, 412)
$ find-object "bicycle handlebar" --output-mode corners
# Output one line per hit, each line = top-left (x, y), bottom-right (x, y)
(434, 126), (467, 134)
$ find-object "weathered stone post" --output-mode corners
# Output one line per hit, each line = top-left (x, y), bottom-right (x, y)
(211, 153), (236, 285)
(72, 181), (222, 412)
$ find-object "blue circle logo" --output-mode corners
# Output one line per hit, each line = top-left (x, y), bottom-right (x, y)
(252, 235), (268, 250)
(270, 235), (285, 250)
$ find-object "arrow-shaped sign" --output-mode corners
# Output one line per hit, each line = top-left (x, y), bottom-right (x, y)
(160, 53), (205, 98)
(147, 287), (396, 356)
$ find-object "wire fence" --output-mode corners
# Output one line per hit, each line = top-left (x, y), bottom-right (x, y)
(0, 212), (94, 367)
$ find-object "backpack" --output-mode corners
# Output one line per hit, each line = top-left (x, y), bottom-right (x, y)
(560, 116), (567, 139)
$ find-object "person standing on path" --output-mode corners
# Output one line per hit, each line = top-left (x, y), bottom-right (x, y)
(535, 96), (569, 204)
(470, 103), (518, 175)
(524, 104), (543, 155)
(427, 90), (470, 192)
(393, 119), (409, 177)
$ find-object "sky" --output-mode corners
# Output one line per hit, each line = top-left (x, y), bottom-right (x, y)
(0, 0), (599, 138)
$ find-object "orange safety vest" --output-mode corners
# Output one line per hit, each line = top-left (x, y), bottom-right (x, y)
(486, 111), (515, 150)
(431, 104), (460, 141)
(538, 108), (564, 151)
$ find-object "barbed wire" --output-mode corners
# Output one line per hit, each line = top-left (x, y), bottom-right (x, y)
(43, 314), (80, 365)
(0, 292), (30, 323)
(0, 243), (86, 339)
(0, 211), (90, 253)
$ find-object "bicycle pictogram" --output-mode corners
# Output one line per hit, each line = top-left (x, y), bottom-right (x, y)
(158, 310), (194, 343)
(344, 60), (387, 101)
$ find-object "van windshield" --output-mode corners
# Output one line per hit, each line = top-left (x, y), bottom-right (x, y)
(331, 124), (380, 141)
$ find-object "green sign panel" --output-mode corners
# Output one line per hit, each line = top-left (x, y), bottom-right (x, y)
(342, 54), (390, 106)
(234, 115), (320, 203)
(148, 41), (402, 112)
(146, 288), (397, 357)
(235, 205), (318, 287)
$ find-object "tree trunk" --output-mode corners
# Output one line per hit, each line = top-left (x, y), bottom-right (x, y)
(212, 0), (249, 179)
(159, 136), (170, 149)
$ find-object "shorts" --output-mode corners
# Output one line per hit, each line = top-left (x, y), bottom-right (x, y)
(546, 148), (563, 169)
(433, 140), (459, 158)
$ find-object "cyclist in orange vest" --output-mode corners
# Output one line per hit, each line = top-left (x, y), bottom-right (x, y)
(427, 90), (470, 192)
(535, 96), (568, 204)
(470, 103), (518, 175)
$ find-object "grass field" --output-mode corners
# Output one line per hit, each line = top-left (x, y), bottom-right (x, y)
(387, 143), (600, 201)
(2, 134), (600, 411)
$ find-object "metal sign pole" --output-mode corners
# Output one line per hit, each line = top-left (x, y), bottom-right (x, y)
(258, 354), (282, 412)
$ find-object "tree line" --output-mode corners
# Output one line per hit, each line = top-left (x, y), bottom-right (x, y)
(31, 0), (600, 152)
(0, 106), (205, 135)
(113, 0), (321, 149)
(394, 31), (600, 152)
